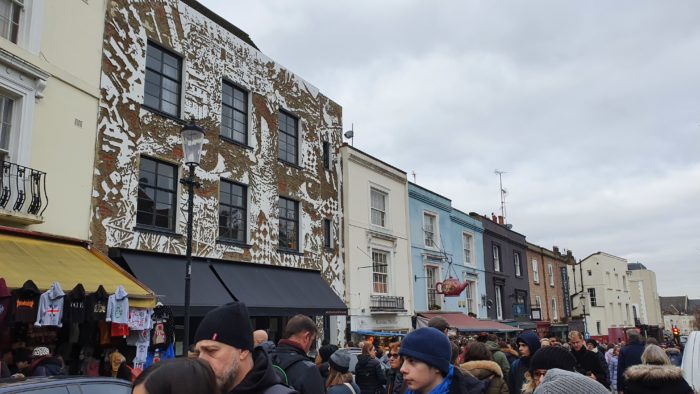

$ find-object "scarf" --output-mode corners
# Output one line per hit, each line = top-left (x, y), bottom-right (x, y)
(406, 364), (454, 394)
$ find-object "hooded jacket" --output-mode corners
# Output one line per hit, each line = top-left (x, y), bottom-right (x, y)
(355, 354), (387, 394)
(623, 364), (693, 394)
(485, 340), (510, 378)
(666, 348), (682, 367)
(508, 331), (541, 394)
(270, 340), (324, 394)
(13, 280), (41, 323)
(232, 348), (297, 394)
(35, 282), (65, 327)
(63, 283), (87, 324)
(86, 285), (109, 321)
(459, 360), (509, 394)
(449, 367), (488, 394)
(0, 278), (11, 331)
(570, 346), (608, 388)
(106, 285), (129, 324)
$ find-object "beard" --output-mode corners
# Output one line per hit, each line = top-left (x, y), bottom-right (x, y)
(218, 359), (239, 392)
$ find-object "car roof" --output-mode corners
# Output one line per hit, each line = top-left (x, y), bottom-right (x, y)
(0, 376), (131, 390)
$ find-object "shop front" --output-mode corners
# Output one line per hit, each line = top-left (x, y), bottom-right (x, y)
(349, 314), (411, 346)
(110, 249), (347, 350)
(0, 228), (157, 376)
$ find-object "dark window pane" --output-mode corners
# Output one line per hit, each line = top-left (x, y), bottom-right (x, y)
(137, 211), (153, 226)
(145, 42), (181, 116)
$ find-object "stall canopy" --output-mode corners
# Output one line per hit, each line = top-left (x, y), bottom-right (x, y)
(352, 330), (406, 337)
(418, 312), (522, 333)
(113, 249), (348, 317)
(0, 230), (156, 308)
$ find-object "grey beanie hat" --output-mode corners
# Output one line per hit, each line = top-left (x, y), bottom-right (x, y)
(533, 369), (609, 394)
(329, 349), (352, 373)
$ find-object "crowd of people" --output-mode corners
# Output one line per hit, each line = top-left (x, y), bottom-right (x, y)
(3, 301), (694, 394)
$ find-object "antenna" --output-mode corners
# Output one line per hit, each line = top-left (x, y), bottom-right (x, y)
(411, 171), (416, 183)
(494, 169), (507, 223)
(343, 123), (354, 146)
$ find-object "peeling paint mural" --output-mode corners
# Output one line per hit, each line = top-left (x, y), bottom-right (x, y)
(90, 0), (344, 302)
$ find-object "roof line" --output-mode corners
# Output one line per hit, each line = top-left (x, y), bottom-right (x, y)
(0, 225), (89, 247)
(342, 143), (407, 175)
(182, 0), (258, 50)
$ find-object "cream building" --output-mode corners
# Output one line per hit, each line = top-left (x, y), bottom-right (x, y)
(627, 263), (663, 327)
(0, 0), (105, 239)
(570, 252), (633, 337)
(341, 144), (414, 339)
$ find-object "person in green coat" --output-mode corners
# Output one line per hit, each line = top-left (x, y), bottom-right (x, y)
(484, 334), (510, 378)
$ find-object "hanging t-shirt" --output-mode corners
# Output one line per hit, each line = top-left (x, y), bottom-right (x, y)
(63, 283), (87, 324)
(111, 323), (129, 338)
(13, 280), (41, 323)
(86, 285), (109, 322)
(150, 304), (174, 348)
(128, 309), (153, 331)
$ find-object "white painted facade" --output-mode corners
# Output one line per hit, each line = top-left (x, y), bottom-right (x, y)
(570, 252), (633, 336)
(0, 0), (106, 239)
(628, 267), (663, 326)
(341, 145), (413, 335)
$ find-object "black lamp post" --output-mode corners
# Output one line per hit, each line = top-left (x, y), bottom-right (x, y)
(180, 117), (204, 356)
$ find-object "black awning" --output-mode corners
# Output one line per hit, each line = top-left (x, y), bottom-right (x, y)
(112, 249), (347, 317)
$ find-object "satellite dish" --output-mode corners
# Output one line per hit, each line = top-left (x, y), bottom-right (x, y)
(344, 130), (354, 139)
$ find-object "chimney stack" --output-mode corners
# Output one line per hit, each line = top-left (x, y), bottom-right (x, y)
(553, 246), (560, 254)
(497, 215), (504, 225)
(566, 250), (573, 257)
(491, 213), (497, 222)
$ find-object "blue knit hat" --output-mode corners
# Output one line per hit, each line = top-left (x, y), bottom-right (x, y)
(399, 327), (451, 375)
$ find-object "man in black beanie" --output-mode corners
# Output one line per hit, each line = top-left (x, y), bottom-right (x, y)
(194, 302), (296, 394)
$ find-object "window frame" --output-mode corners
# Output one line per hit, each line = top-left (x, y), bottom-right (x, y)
(495, 284), (504, 320)
(322, 140), (331, 170)
(423, 211), (438, 248)
(278, 196), (300, 252)
(535, 295), (542, 308)
(323, 218), (332, 249)
(144, 41), (182, 118)
(514, 251), (522, 277)
(532, 259), (540, 284)
(218, 179), (248, 244)
(136, 156), (178, 232)
(369, 187), (387, 227)
(492, 243), (501, 272)
(552, 297), (558, 320)
(0, 0), (22, 44)
(371, 249), (390, 295)
(277, 109), (299, 165)
(462, 232), (474, 266)
(220, 80), (249, 146)
(0, 92), (15, 162)
(425, 264), (441, 309)
(548, 263), (554, 287)
(588, 288), (597, 307)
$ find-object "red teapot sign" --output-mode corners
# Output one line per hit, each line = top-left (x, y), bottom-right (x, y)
(435, 276), (469, 297)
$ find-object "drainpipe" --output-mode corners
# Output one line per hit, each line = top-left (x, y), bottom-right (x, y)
(541, 248), (550, 321)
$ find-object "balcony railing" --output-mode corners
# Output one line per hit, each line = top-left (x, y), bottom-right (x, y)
(370, 295), (406, 312)
(0, 160), (48, 222)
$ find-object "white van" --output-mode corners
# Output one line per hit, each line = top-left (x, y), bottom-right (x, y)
(682, 331), (700, 391)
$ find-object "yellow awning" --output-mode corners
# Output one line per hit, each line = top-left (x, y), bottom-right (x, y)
(0, 233), (156, 308)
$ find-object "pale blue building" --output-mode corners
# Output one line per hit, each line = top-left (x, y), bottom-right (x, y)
(408, 182), (486, 317)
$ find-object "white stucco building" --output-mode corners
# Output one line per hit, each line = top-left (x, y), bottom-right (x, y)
(570, 252), (633, 337)
(341, 144), (414, 339)
(627, 263), (663, 327)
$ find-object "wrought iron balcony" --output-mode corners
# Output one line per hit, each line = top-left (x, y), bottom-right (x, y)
(370, 295), (406, 312)
(0, 160), (48, 223)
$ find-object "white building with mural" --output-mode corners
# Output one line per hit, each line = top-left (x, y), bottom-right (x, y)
(90, 0), (347, 347)
(341, 145), (413, 340)
(570, 252), (633, 338)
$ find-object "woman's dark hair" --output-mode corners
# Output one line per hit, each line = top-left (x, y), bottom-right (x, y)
(464, 342), (493, 362)
(132, 358), (217, 394)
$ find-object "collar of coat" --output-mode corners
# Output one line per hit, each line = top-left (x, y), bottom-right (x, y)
(459, 360), (503, 378)
(623, 364), (685, 382)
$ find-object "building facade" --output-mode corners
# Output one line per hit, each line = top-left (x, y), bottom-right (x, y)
(471, 214), (530, 323)
(340, 145), (413, 338)
(569, 252), (633, 340)
(526, 243), (576, 337)
(660, 296), (699, 336)
(90, 0), (346, 345)
(627, 263), (663, 327)
(408, 183), (486, 317)
(0, 0), (105, 239)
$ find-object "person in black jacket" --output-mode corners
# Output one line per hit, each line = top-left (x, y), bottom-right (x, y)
(193, 302), (296, 394)
(568, 331), (609, 388)
(508, 330), (541, 394)
(385, 342), (406, 394)
(617, 328), (645, 392)
(355, 341), (387, 394)
(269, 315), (325, 394)
(28, 347), (64, 377)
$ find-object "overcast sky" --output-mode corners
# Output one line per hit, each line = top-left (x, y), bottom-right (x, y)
(201, 1), (700, 298)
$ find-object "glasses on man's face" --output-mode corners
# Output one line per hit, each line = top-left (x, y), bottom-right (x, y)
(388, 353), (400, 358)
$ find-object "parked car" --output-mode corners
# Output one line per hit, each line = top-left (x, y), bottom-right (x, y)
(681, 331), (699, 392)
(0, 376), (131, 394)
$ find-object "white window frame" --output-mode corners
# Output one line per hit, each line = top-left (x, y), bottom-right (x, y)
(369, 186), (387, 227)
(548, 264), (554, 287)
(514, 252), (522, 277)
(588, 288), (597, 306)
(425, 264), (441, 309)
(422, 211), (439, 249)
(551, 297), (558, 321)
(0, 0), (42, 53)
(462, 272), (478, 317)
(532, 259), (540, 284)
(371, 248), (390, 295)
(495, 285), (503, 320)
(493, 244), (501, 272)
(535, 295), (542, 308)
(462, 232), (474, 266)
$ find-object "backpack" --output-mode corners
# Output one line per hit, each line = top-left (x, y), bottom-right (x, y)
(268, 350), (309, 387)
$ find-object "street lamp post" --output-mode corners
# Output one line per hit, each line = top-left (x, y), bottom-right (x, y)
(180, 117), (204, 356)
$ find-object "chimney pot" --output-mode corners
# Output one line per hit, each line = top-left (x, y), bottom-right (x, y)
(553, 246), (560, 254)
(498, 215), (504, 225)
(491, 213), (497, 222)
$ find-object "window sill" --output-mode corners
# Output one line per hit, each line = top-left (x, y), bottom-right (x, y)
(278, 248), (304, 256)
(216, 238), (252, 248)
(278, 159), (304, 170)
(134, 225), (183, 238)
(141, 105), (186, 125)
(220, 136), (253, 150)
